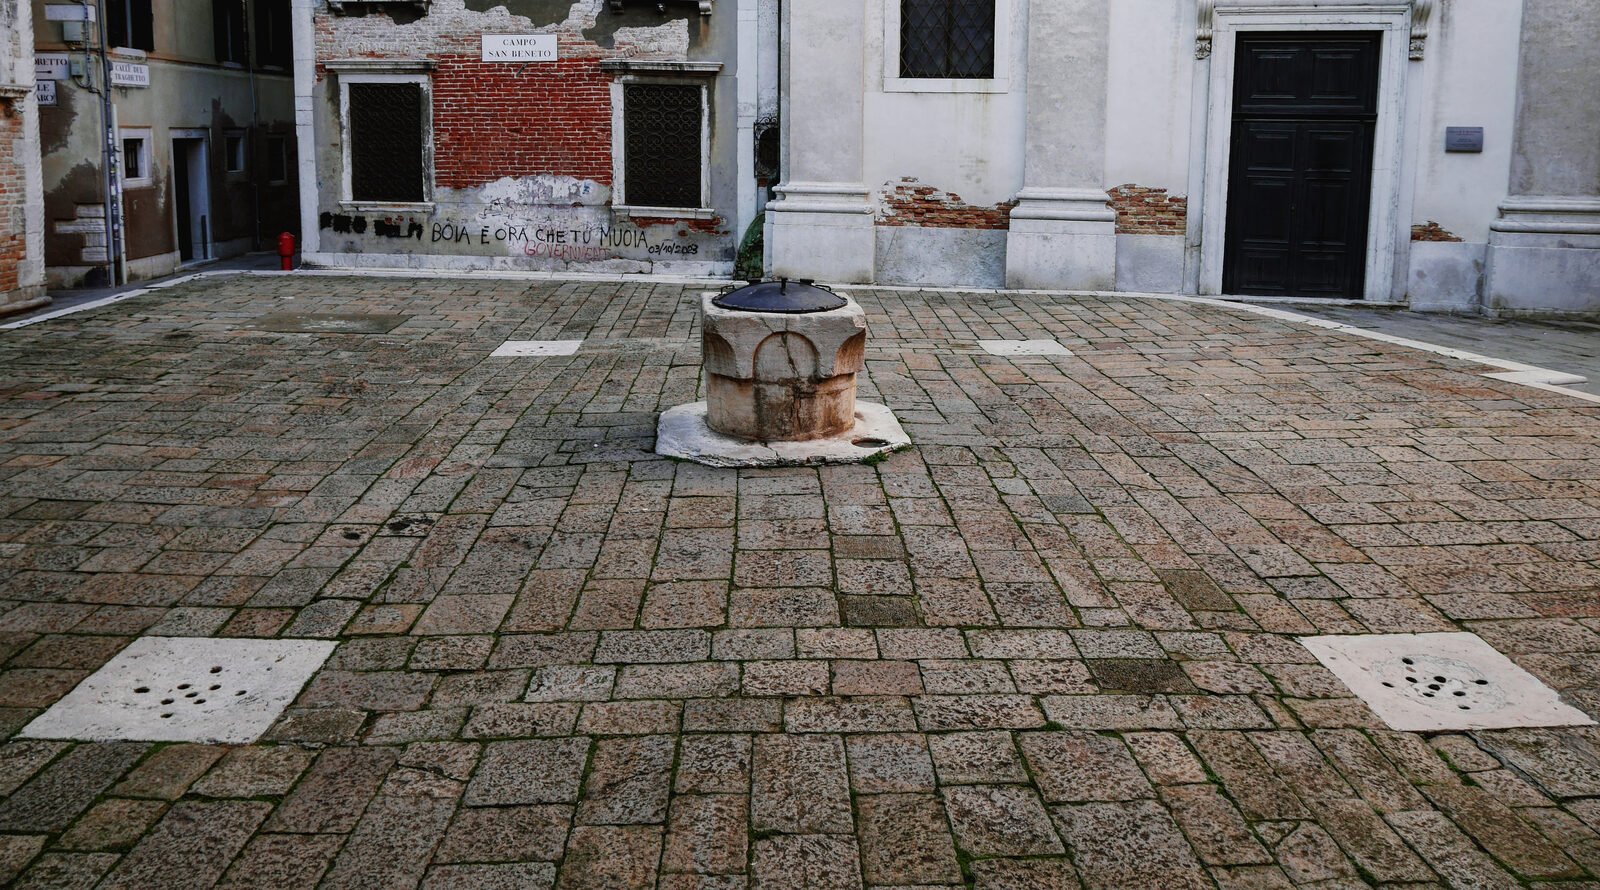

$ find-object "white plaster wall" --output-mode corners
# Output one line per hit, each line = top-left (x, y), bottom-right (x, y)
(1411, 0), (1523, 243)
(1105, 0), (1192, 191)
(859, 0), (1027, 207)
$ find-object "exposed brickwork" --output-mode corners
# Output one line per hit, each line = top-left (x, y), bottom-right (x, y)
(1108, 184), (1187, 236)
(0, 106), (23, 296)
(1412, 220), (1464, 242)
(879, 179), (1014, 230)
(432, 46), (614, 190)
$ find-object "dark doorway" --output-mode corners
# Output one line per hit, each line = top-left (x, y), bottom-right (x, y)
(1223, 32), (1381, 299)
(172, 137), (211, 264)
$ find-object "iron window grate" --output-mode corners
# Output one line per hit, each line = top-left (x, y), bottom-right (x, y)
(624, 83), (704, 209)
(900, 0), (996, 79)
(348, 82), (425, 203)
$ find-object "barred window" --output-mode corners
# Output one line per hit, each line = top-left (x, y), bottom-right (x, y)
(347, 83), (426, 203)
(623, 83), (704, 209)
(900, 0), (996, 79)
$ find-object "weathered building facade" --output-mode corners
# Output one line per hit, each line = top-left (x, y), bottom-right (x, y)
(1, 0), (47, 313)
(35, 0), (299, 287)
(293, 0), (1598, 316)
(295, 0), (756, 277)
(768, 0), (1600, 316)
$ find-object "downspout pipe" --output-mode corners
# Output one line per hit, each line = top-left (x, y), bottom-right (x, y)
(94, 0), (123, 285)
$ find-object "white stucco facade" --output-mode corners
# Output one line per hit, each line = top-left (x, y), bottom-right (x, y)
(766, 0), (1600, 316)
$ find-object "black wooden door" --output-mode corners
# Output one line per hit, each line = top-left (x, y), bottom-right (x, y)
(1223, 32), (1381, 299)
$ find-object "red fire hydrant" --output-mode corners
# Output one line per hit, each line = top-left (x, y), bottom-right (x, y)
(277, 231), (296, 271)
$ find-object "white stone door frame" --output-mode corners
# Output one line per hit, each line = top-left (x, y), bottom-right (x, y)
(1192, 3), (1416, 301)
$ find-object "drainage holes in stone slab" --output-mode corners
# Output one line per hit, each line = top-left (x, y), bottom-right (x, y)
(853, 437), (890, 449)
(1300, 632), (1597, 732)
(19, 637), (335, 744)
(1378, 655), (1495, 711)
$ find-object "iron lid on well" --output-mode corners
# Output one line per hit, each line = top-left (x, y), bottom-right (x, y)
(712, 279), (847, 314)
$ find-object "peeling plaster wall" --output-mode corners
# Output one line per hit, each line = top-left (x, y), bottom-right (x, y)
(33, 0), (300, 287)
(308, 0), (738, 276)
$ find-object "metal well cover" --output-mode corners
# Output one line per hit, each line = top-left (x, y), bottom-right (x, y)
(712, 279), (847, 314)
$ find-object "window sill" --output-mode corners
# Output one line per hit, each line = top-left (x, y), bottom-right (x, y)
(341, 201), (435, 213)
(883, 76), (1010, 94)
(121, 179), (154, 190)
(615, 205), (717, 220)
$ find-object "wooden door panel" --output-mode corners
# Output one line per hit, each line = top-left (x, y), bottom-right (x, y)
(1224, 32), (1380, 299)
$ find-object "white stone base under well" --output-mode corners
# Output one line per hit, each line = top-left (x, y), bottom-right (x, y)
(657, 401), (910, 468)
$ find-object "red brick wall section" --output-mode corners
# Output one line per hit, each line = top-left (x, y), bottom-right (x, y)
(1412, 221), (1463, 242)
(0, 107), (22, 295)
(431, 45), (614, 190)
(879, 179), (1014, 230)
(1108, 184), (1186, 236)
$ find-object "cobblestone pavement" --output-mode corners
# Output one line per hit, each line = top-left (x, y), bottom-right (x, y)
(1, 274), (1599, 889)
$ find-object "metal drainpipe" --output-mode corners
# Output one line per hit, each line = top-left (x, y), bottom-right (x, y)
(242, 0), (262, 252)
(93, 0), (124, 285)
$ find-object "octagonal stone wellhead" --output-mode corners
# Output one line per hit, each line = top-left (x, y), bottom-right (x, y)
(654, 280), (910, 468)
(701, 291), (867, 442)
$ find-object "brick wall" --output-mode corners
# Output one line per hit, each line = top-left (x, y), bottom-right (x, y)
(1108, 184), (1186, 236)
(879, 179), (1014, 230)
(0, 107), (22, 295)
(1411, 221), (1463, 242)
(432, 46), (614, 190)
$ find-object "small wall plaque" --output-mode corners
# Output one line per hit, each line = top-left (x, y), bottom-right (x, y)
(482, 35), (557, 63)
(1445, 127), (1484, 153)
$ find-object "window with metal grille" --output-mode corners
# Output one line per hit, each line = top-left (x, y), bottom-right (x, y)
(106, 0), (154, 51)
(348, 83), (426, 203)
(623, 83), (704, 209)
(900, 0), (996, 79)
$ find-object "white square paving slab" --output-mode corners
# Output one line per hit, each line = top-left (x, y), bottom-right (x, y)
(491, 340), (583, 357)
(1300, 632), (1596, 732)
(978, 339), (1074, 357)
(19, 637), (336, 744)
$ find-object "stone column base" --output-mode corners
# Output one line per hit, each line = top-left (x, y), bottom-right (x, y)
(766, 182), (877, 284)
(0, 286), (51, 319)
(1484, 197), (1600, 317)
(1004, 188), (1117, 291)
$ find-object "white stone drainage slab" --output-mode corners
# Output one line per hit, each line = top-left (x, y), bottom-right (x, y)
(1301, 632), (1596, 732)
(979, 339), (1075, 357)
(20, 637), (335, 744)
(657, 401), (911, 468)
(491, 340), (583, 357)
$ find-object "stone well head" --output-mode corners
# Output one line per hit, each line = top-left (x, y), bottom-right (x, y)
(701, 281), (867, 442)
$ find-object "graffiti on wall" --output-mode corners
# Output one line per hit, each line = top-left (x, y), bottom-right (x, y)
(322, 213), (706, 261)
(317, 176), (722, 267)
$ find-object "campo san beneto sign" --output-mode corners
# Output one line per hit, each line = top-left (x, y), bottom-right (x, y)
(481, 34), (557, 63)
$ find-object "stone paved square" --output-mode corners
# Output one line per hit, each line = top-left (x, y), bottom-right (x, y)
(0, 274), (1598, 888)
